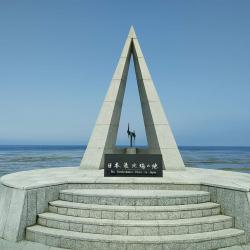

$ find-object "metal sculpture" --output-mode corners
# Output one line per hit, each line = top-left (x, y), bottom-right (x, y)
(127, 123), (136, 147)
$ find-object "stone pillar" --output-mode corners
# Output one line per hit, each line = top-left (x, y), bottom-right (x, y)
(80, 27), (185, 171)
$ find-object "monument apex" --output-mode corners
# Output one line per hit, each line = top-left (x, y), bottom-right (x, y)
(80, 26), (185, 171)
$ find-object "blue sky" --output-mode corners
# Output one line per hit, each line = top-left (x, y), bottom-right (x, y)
(0, 0), (249, 146)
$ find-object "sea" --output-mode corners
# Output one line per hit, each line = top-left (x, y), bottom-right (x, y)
(0, 145), (250, 177)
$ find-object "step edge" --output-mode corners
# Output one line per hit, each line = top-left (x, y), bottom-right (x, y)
(60, 189), (210, 198)
(49, 200), (220, 212)
(26, 226), (245, 243)
(38, 213), (232, 227)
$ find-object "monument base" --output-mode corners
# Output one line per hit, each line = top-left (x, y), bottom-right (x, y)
(125, 147), (137, 154)
(0, 167), (250, 249)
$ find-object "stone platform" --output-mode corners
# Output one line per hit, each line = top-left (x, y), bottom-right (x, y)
(1, 167), (250, 249)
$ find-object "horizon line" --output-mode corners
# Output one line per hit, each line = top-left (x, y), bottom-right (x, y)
(0, 144), (250, 147)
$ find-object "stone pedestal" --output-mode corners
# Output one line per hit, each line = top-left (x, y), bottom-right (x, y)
(125, 147), (137, 154)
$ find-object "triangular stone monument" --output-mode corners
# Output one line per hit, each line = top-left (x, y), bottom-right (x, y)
(80, 26), (185, 171)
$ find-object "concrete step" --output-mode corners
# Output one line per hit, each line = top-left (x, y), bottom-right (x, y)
(38, 212), (233, 236)
(49, 200), (220, 220)
(60, 189), (210, 206)
(26, 225), (246, 250)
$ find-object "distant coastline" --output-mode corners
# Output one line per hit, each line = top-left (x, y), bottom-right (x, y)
(0, 145), (249, 177)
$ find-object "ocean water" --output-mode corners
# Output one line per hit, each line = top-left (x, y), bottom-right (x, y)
(0, 145), (250, 177)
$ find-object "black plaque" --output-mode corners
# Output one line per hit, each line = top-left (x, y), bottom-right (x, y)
(104, 154), (162, 177)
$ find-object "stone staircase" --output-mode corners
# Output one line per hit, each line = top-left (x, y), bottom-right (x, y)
(26, 189), (246, 249)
